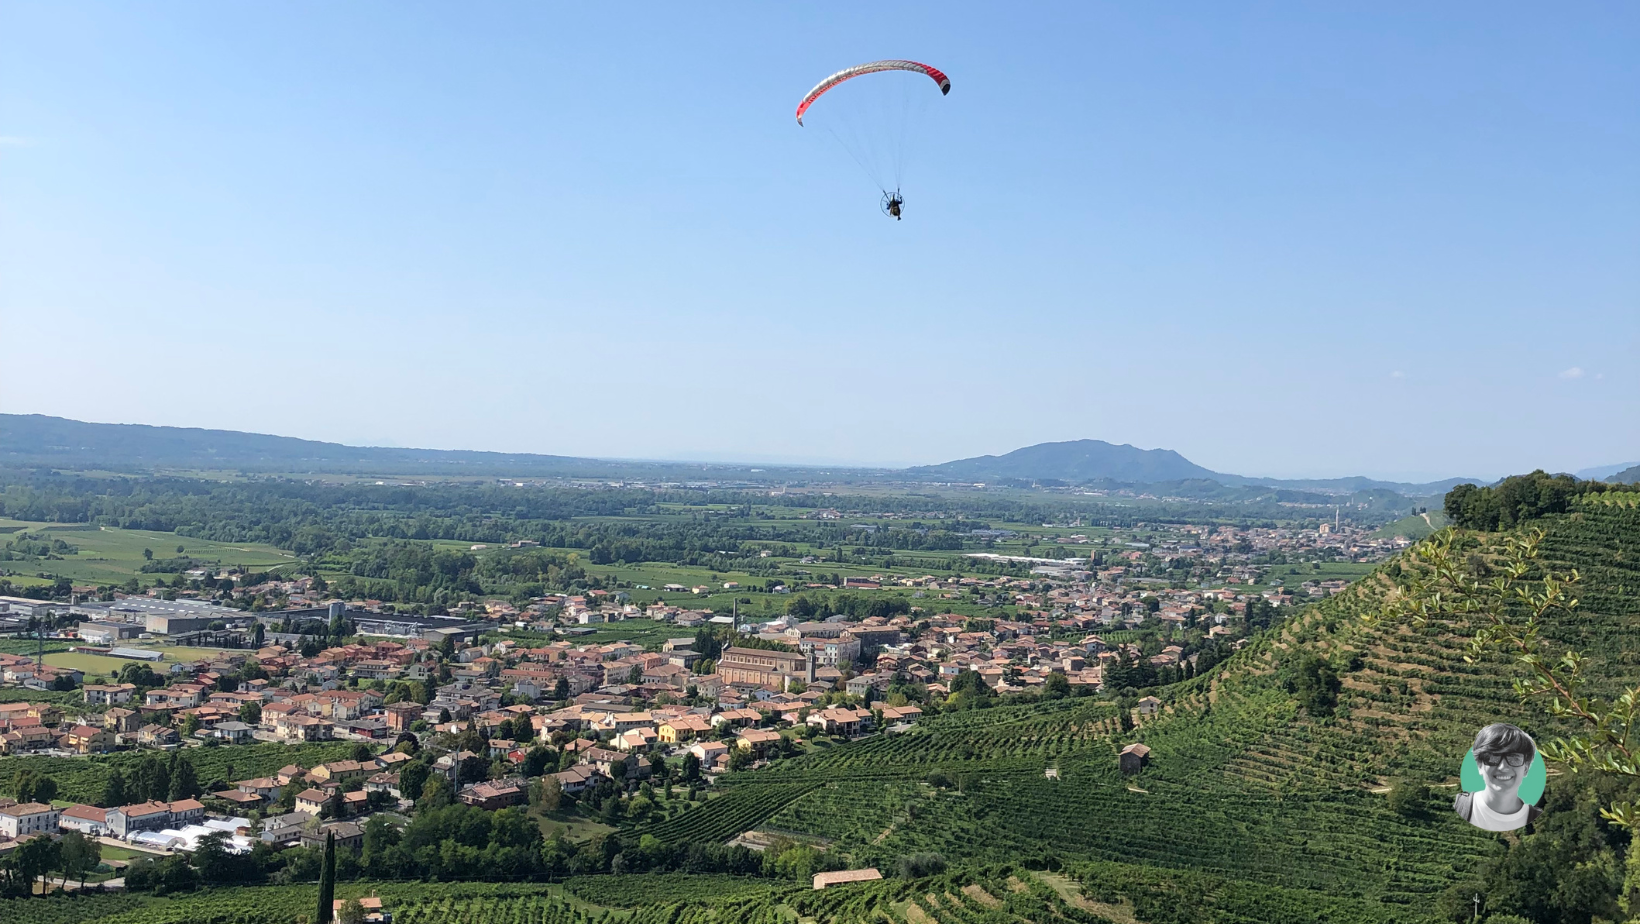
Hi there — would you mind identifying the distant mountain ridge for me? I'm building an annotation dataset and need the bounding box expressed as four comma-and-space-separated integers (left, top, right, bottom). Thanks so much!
0, 413, 1543, 494
0, 414, 794, 479
907, 438, 1475, 495
1577, 461, 1640, 481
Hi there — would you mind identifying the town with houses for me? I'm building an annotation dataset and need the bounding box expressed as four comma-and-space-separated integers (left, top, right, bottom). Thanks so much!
0, 520, 1404, 886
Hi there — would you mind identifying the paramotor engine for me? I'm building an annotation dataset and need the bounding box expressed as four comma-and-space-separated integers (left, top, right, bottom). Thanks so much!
796, 60, 950, 218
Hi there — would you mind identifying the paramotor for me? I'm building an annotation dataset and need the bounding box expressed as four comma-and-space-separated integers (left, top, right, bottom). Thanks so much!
797, 60, 950, 219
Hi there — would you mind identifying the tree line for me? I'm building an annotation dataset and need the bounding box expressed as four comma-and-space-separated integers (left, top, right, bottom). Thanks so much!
1444, 470, 1638, 532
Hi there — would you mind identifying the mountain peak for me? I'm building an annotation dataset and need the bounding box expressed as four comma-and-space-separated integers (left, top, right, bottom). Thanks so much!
908, 439, 1221, 484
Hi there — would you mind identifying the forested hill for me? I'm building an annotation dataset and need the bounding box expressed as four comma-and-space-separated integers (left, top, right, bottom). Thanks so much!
0, 414, 825, 479
906, 439, 1221, 483
905, 437, 1475, 495
630, 492, 1640, 923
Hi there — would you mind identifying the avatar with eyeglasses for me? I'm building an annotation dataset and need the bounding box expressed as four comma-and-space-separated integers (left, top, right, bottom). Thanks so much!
1454, 723, 1543, 832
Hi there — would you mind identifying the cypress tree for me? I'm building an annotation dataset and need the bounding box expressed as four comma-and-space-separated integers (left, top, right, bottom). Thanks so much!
316, 832, 335, 924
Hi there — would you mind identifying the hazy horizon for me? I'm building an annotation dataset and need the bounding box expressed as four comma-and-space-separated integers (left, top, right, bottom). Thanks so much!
14, 410, 1631, 485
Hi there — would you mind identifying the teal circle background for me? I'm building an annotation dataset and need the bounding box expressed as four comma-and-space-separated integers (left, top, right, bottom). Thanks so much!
1461, 749, 1546, 805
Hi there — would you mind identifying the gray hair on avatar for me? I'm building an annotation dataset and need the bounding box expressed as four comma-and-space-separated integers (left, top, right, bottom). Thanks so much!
1473, 723, 1536, 765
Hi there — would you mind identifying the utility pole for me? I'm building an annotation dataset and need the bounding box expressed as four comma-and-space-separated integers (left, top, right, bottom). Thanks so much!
1471, 893, 1480, 922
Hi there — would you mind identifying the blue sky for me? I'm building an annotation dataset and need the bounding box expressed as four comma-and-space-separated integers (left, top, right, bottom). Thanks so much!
2, 3, 1636, 481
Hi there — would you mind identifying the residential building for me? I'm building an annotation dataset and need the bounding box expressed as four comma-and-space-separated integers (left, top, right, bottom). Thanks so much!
0, 802, 62, 839
689, 740, 730, 772
736, 727, 782, 757
104, 707, 142, 734
312, 759, 370, 783
302, 821, 364, 851
82, 682, 137, 704
64, 723, 118, 753
136, 724, 180, 748
58, 804, 111, 836
295, 789, 333, 816
0, 725, 56, 754
458, 778, 526, 810
658, 716, 711, 743
110, 799, 202, 837
384, 701, 421, 732
205, 721, 254, 744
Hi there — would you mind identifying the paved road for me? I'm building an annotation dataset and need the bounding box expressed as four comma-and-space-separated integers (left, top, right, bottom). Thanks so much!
43, 876, 124, 891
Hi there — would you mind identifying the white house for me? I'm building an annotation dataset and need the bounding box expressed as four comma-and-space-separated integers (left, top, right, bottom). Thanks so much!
0, 802, 62, 839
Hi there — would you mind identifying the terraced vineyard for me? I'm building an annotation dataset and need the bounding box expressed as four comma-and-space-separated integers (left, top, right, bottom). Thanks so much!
0, 872, 1122, 924
627, 503, 1640, 921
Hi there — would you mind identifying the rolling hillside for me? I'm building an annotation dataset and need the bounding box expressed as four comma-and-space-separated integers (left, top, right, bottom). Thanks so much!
627, 498, 1640, 923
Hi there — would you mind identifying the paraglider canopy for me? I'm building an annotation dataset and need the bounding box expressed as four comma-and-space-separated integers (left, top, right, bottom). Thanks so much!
796, 60, 950, 218
795, 60, 951, 127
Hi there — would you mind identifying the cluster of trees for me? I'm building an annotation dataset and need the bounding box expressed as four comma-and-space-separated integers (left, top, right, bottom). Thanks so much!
1244, 596, 1284, 632
784, 592, 911, 621
115, 660, 167, 689
1436, 773, 1640, 923
1281, 653, 1343, 717
8, 770, 59, 804
100, 752, 203, 806
119, 797, 829, 893
1445, 470, 1638, 532
1101, 649, 1211, 693
0, 831, 101, 895
0, 532, 77, 560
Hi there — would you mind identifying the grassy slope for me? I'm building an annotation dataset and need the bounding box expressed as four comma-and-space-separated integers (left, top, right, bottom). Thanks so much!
1371, 510, 1450, 540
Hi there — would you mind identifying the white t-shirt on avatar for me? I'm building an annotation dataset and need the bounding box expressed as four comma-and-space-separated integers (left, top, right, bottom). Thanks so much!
1469, 793, 1530, 831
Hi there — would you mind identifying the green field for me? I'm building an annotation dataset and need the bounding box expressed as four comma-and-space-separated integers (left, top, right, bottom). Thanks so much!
46, 644, 247, 681
1248, 560, 1379, 592
1371, 509, 1451, 540
0, 521, 294, 588
96, 843, 168, 864
458, 544, 1026, 621
531, 805, 616, 842
43, 651, 135, 676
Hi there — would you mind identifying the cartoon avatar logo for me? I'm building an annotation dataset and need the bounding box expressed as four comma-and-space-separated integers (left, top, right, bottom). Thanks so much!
1455, 723, 1546, 832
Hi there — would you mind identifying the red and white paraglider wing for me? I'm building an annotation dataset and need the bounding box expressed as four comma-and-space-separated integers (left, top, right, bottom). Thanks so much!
795, 60, 950, 126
